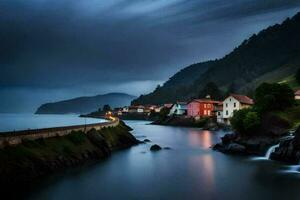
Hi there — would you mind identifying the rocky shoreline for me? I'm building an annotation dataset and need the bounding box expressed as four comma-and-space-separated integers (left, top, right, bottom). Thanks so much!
270, 126, 300, 164
0, 121, 139, 196
213, 126, 300, 164
213, 109, 299, 158
152, 115, 226, 130
213, 133, 282, 156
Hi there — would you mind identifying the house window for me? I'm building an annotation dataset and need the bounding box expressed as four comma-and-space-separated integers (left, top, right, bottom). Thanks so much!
226, 103, 228, 108
204, 110, 207, 115
226, 110, 228, 115
218, 112, 220, 116
234, 103, 236, 108
207, 104, 210, 108
208, 110, 211, 116
230, 98, 231, 101
204, 104, 206, 108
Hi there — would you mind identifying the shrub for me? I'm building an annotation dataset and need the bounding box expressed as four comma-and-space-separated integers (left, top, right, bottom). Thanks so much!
243, 111, 261, 132
230, 109, 261, 135
196, 117, 209, 127
159, 107, 170, 121
103, 104, 111, 112
255, 83, 295, 113
230, 109, 249, 134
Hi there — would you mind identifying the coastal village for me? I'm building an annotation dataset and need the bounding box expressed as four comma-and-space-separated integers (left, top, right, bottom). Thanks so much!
111, 90, 300, 125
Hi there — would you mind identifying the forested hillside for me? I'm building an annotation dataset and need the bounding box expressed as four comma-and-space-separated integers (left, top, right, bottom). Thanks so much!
132, 12, 300, 105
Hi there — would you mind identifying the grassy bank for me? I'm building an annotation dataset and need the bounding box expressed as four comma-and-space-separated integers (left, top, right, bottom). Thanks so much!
0, 121, 138, 193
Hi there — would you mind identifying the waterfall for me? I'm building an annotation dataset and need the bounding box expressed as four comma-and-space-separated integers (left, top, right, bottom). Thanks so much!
265, 144, 279, 159
250, 143, 279, 161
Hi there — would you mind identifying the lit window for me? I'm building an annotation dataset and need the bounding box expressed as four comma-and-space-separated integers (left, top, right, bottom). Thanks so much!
204, 104, 206, 108
204, 110, 207, 115
208, 110, 211, 116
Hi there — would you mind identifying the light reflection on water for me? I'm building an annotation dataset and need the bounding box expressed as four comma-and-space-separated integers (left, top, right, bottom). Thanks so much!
188, 129, 215, 149
28, 121, 300, 200
189, 154, 215, 193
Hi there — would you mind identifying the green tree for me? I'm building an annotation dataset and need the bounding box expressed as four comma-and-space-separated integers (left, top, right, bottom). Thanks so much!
296, 68, 300, 84
159, 107, 170, 121
230, 109, 249, 134
255, 83, 295, 113
230, 109, 261, 135
102, 104, 111, 112
243, 111, 261, 132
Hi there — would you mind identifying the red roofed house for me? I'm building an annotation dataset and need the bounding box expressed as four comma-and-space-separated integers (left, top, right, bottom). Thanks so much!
187, 99, 221, 119
223, 94, 254, 124
295, 89, 300, 100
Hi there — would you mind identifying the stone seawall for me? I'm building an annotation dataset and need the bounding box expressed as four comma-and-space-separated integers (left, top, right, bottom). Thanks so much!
0, 118, 119, 148
0, 119, 138, 196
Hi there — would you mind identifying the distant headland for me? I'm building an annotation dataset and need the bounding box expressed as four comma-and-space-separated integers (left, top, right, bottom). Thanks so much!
35, 93, 136, 114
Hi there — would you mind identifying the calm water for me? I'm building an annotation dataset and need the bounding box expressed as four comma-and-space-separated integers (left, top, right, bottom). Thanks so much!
0, 113, 105, 132
26, 121, 300, 200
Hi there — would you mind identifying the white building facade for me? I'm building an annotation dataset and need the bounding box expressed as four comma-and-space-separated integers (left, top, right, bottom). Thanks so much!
223, 94, 254, 124
122, 107, 129, 113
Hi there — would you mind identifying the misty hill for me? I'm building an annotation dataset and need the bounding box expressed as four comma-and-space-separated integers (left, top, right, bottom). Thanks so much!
35, 93, 136, 114
132, 12, 300, 105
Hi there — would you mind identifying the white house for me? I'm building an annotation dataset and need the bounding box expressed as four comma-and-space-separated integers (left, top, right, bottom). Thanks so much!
168, 102, 187, 116
122, 107, 129, 113
223, 94, 254, 124
295, 90, 300, 100
137, 106, 145, 113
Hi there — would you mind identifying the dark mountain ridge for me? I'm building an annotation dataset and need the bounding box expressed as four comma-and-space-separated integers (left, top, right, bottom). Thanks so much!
132, 12, 300, 105
36, 93, 136, 114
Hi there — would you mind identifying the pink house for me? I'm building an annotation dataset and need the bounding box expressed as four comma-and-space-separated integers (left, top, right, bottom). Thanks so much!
187, 99, 221, 118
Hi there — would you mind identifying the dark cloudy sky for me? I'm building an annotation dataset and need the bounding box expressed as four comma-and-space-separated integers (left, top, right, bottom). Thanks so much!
1, 0, 300, 113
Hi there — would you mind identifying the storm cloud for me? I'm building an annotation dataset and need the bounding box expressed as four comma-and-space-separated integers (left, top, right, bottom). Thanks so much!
1, 0, 300, 112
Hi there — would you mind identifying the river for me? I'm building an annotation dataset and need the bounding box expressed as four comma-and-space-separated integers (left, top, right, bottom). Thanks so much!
21, 120, 300, 200
0, 113, 105, 132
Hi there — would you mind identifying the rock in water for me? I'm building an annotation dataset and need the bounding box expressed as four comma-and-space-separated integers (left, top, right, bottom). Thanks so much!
144, 139, 151, 143
270, 126, 300, 164
226, 143, 246, 154
150, 144, 162, 151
